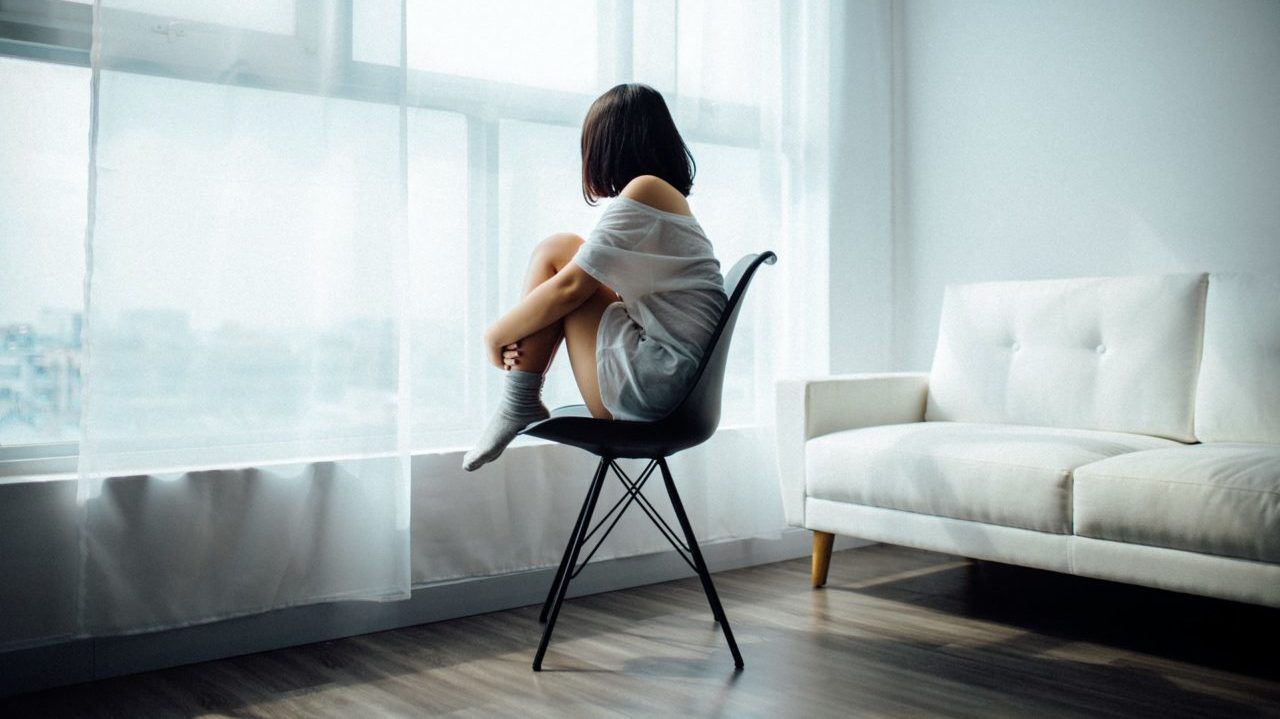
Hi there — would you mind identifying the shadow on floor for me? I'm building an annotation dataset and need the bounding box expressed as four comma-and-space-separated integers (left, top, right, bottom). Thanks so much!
831, 548, 1280, 683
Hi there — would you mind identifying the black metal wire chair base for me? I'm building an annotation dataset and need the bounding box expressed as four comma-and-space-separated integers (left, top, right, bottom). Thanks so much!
532, 456, 745, 671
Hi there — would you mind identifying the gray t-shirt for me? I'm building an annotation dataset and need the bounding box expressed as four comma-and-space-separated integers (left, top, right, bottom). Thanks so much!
571, 196, 727, 421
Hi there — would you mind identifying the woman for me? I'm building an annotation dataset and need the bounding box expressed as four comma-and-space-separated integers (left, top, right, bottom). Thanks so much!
463, 83, 727, 471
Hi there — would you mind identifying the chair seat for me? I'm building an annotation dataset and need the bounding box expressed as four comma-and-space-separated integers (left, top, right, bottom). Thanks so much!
547, 404, 592, 419
522, 404, 706, 459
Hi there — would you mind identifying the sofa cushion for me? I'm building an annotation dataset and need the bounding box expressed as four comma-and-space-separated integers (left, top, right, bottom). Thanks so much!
805, 422, 1178, 534
1075, 444, 1280, 563
1195, 273, 1280, 444
925, 274, 1207, 442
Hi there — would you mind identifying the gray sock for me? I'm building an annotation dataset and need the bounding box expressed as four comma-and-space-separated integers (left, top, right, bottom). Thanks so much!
462, 369, 550, 471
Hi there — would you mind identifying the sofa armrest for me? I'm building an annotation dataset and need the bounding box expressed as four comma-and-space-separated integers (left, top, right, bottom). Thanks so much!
775, 372, 930, 527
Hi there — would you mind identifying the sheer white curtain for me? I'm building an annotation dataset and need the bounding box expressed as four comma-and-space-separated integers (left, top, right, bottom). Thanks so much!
74, 0, 834, 635
77, 0, 413, 634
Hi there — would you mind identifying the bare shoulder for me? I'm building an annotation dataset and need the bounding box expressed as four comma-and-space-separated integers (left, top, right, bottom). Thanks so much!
620, 175, 692, 216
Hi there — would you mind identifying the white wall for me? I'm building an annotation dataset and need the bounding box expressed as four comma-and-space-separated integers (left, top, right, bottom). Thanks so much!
889, 0, 1280, 369
828, 0, 895, 373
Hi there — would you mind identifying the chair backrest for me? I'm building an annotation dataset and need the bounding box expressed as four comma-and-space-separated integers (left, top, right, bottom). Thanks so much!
657, 251, 777, 444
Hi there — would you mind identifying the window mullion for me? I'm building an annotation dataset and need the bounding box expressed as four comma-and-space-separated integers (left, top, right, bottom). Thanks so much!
597, 0, 633, 85
0, 0, 90, 66
465, 116, 500, 423
297, 0, 355, 81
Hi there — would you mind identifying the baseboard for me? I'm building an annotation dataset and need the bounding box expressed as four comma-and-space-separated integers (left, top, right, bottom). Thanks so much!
0, 529, 869, 698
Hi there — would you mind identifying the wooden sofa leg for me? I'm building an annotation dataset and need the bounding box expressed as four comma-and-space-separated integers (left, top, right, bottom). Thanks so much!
812, 531, 835, 588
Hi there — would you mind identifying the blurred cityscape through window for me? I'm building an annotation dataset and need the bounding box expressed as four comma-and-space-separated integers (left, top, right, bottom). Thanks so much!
1, 57, 90, 447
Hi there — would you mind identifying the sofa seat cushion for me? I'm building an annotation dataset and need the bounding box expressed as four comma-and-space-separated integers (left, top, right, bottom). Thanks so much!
1075, 444, 1280, 563
805, 422, 1178, 534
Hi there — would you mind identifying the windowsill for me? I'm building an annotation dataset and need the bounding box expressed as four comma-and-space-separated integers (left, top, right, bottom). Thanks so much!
0, 422, 766, 485
0, 455, 78, 484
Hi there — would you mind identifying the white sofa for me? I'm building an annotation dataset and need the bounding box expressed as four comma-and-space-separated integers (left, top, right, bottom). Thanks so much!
777, 273, 1280, 607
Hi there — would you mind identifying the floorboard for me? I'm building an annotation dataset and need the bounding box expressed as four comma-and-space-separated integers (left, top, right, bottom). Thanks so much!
3, 544, 1278, 718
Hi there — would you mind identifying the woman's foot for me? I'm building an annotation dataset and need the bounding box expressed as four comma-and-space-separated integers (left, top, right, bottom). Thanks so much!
462, 369, 550, 471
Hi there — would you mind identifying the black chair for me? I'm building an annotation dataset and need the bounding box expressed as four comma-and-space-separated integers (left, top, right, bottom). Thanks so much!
520, 250, 776, 671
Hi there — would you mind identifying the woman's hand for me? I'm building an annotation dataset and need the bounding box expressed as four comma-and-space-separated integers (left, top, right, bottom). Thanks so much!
501, 341, 521, 370
485, 330, 522, 370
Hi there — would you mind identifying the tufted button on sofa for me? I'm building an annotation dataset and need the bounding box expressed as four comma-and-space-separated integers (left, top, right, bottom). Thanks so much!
777, 273, 1280, 606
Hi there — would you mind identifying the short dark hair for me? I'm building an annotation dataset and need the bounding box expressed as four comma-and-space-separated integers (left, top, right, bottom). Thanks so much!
580, 83, 696, 205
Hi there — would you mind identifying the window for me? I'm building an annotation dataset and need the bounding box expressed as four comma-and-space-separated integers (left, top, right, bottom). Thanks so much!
0, 56, 89, 449
1, 0, 775, 465
407, 108, 471, 444
406, 1, 598, 94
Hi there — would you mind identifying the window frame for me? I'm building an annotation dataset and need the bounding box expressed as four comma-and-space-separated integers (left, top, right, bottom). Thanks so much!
0, 0, 765, 470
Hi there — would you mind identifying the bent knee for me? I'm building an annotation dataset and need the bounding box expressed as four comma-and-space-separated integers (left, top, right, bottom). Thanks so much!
534, 232, 585, 263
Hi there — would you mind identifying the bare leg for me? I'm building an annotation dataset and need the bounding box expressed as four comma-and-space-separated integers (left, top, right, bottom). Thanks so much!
462, 233, 616, 470
563, 286, 616, 420
507, 233, 579, 374
508, 232, 615, 419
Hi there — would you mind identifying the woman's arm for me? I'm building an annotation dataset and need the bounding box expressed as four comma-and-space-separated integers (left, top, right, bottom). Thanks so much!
484, 262, 602, 368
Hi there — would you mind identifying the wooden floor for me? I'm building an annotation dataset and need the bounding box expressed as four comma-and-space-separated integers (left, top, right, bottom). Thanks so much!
4, 544, 1280, 718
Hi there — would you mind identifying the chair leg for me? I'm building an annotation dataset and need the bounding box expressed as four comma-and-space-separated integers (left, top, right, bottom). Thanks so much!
812, 531, 835, 588
533, 457, 609, 671
657, 458, 744, 670
539, 459, 606, 624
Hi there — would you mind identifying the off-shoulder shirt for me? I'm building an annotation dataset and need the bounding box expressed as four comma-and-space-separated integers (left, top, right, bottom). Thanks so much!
570, 196, 727, 421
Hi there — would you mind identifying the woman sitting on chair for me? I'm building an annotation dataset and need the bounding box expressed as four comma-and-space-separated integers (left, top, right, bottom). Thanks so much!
463, 83, 728, 471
